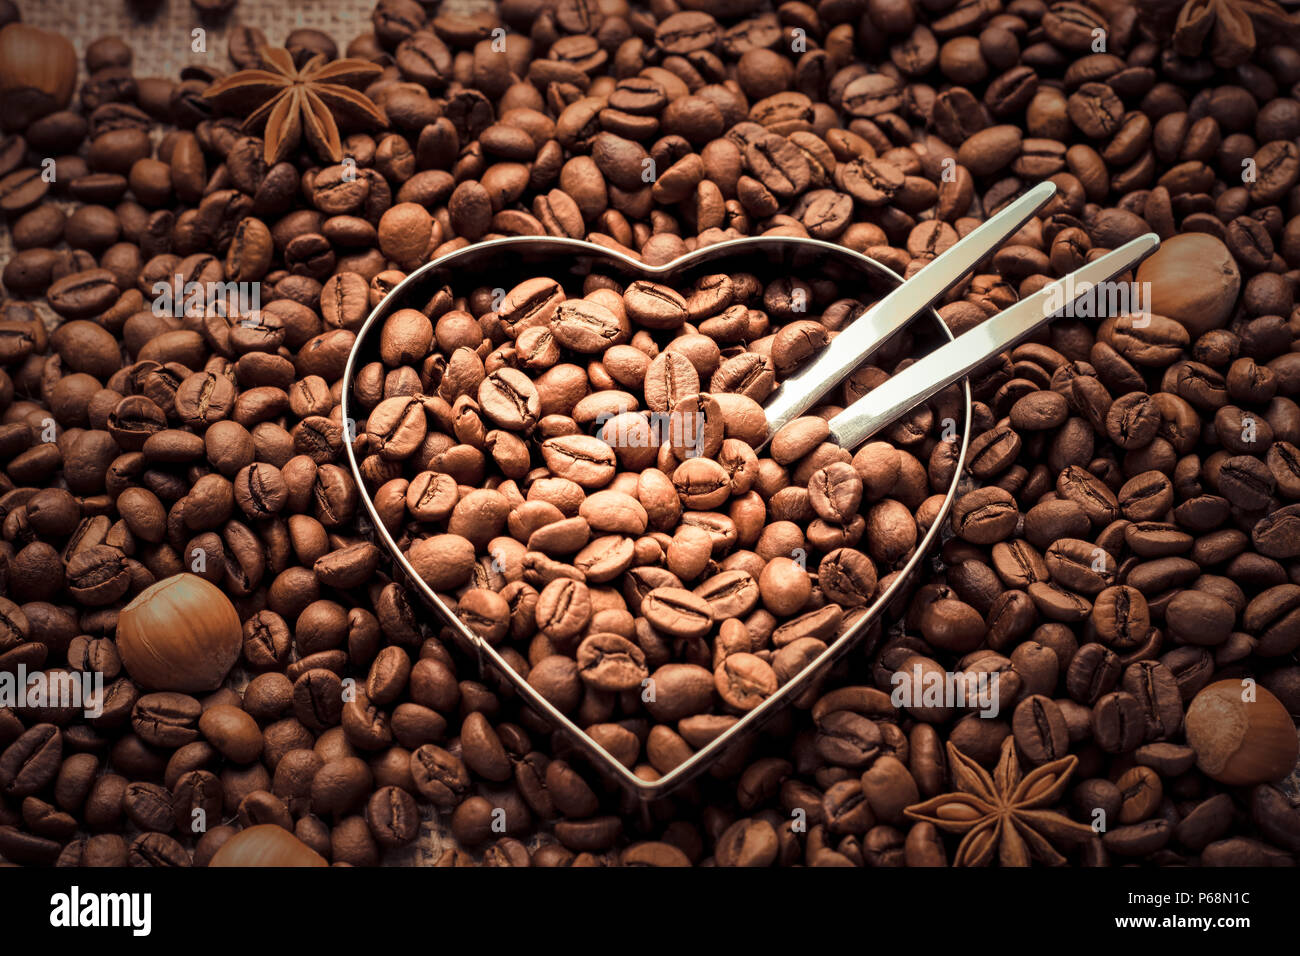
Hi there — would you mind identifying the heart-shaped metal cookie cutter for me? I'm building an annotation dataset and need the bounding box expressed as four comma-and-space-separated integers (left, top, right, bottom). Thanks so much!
342, 234, 973, 798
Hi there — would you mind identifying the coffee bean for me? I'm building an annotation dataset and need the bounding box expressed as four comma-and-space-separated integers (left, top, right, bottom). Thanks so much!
1012, 695, 1069, 765
132, 693, 201, 748
1165, 590, 1235, 646
1093, 691, 1146, 754
576, 632, 648, 691
0, 725, 62, 797
1066, 643, 1122, 705
815, 711, 882, 768
1122, 661, 1184, 741
123, 782, 175, 833
1092, 586, 1149, 650
366, 785, 420, 847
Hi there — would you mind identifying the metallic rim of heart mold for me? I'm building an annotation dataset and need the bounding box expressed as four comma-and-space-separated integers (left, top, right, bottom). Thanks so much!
341, 234, 973, 798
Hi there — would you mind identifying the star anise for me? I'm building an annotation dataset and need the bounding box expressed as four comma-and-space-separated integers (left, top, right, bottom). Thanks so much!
904, 738, 1095, 866
204, 46, 386, 165
1171, 0, 1299, 68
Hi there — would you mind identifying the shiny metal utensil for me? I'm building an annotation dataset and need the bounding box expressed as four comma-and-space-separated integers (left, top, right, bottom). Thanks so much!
341, 235, 971, 799
826, 233, 1162, 449
761, 180, 1058, 440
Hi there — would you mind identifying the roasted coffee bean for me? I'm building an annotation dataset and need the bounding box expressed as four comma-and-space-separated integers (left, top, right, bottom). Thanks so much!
123, 782, 175, 833
1092, 586, 1150, 650
576, 632, 647, 692
1066, 643, 1122, 705
410, 745, 470, 810
715, 653, 777, 711
1012, 696, 1069, 765
1122, 661, 1183, 741
131, 694, 202, 748
0, 725, 62, 797
366, 785, 420, 847
1093, 692, 1146, 754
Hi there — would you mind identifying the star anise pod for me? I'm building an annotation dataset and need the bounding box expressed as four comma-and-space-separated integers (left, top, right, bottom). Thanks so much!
204, 46, 386, 165
1172, 0, 1299, 67
904, 738, 1095, 866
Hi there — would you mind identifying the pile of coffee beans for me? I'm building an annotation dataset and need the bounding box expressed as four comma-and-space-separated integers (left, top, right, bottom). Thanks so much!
1, 0, 1299, 867
355, 254, 963, 788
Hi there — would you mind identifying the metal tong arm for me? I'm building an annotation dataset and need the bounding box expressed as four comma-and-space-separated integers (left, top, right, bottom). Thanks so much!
761, 180, 1058, 438
826, 233, 1162, 450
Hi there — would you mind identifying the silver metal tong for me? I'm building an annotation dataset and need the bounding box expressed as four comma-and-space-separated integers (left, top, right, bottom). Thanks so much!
761, 180, 1160, 449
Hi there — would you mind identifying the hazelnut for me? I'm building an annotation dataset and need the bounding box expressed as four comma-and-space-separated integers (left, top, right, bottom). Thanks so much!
1185, 680, 1298, 786
1135, 233, 1241, 338
208, 824, 328, 867
116, 574, 242, 693
0, 24, 77, 130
